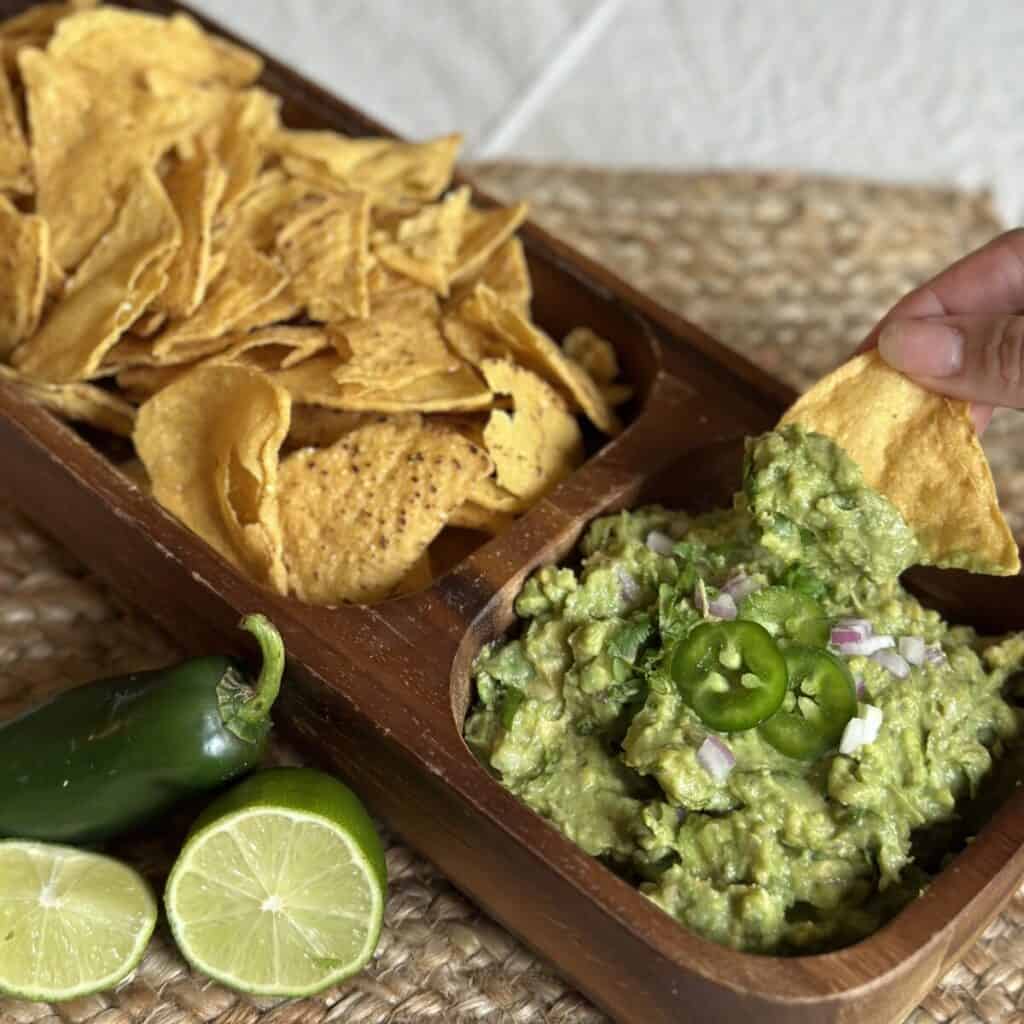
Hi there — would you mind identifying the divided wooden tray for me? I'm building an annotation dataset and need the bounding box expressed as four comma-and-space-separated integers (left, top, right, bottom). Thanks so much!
4, 3, 1024, 1021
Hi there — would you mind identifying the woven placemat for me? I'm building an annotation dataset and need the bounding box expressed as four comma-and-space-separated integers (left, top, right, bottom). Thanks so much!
1, 166, 1022, 1024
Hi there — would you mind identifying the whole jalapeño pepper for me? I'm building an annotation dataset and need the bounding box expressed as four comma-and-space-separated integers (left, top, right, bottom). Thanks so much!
0, 614, 284, 844
670, 620, 787, 732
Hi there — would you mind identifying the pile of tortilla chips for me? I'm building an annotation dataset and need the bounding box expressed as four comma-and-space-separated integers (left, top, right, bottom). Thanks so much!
0, 3, 630, 604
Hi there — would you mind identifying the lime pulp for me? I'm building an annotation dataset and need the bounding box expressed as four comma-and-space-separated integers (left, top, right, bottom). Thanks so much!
164, 767, 387, 997
0, 841, 157, 1001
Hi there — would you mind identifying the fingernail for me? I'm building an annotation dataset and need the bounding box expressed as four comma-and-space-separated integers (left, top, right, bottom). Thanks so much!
878, 321, 964, 377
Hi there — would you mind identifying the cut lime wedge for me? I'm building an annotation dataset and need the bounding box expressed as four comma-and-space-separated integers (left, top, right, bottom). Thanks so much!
0, 841, 157, 1001
164, 767, 387, 997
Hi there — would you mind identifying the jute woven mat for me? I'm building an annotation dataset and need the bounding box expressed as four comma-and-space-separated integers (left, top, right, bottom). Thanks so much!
1, 166, 1022, 1024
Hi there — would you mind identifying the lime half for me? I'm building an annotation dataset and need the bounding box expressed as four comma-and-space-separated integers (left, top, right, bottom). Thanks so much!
0, 841, 157, 1001
165, 767, 387, 997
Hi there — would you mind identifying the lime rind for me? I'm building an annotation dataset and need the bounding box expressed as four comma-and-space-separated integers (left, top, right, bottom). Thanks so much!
165, 805, 385, 997
0, 841, 157, 1002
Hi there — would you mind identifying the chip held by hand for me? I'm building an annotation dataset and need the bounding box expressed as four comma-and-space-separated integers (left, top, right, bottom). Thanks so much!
780, 350, 1019, 576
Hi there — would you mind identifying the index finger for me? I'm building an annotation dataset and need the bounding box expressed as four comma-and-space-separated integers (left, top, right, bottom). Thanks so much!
858, 228, 1024, 353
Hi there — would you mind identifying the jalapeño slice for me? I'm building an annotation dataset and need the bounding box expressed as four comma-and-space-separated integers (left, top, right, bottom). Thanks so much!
759, 646, 857, 761
739, 585, 830, 647
670, 621, 787, 733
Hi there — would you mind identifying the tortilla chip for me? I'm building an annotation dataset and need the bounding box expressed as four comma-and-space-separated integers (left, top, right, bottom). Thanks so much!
373, 186, 469, 295
13, 167, 180, 382
205, 89, 279, 213
129, 311, 165, 339
331, 289, 461, 390
224, 174, 334, 254
449, 236, 531, 316
19, 47, 218, 270
0, 197, 49, 358
47, 9, 261, 87
468, 475, 533, 513
1, 3, 79, 42
441, 314, 502, 367
269, 131, 461, 203
447, 500, 518, 535
221, 325, 329, 369
563, 327, 620, 384
430, 412, 489, 448
228, 285, 302, 334
44, 250, 64, 296
278, 414, 490, 603
134, 363, 290, 591
154, 142, 227, 319
285, 406, 374, 451
458, 284, 621, 435
151, 241, 288, 362
116, 362, 189, 402
450, 202, 528, 285
0, 1, 95, 71
275, 353, 492, 413
118, 326, 325, 400
99, 335, 158, 374
276, 191, 370, 322
0, 56, 31, 192
366, 260, 419, 300
0, 362, 134, 436
479, 358, 583, 502
780, 351, 1019, 575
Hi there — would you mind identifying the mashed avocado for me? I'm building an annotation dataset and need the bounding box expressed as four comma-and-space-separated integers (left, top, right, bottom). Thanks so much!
464, 425, 1024, 954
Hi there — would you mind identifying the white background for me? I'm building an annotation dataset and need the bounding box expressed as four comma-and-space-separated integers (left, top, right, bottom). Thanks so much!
190, 0, 1024, 224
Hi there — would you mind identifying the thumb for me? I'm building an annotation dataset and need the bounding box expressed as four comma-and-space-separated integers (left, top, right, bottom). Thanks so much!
877, 315, 1024, 410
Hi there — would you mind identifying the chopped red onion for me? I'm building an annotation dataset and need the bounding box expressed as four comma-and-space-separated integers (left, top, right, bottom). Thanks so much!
870, 649, 910, 678
616, 566, 641, 603
708, 593, 737, 620
721, 572, 762, 602
853, 672, 865, 699
697, 736, 735, 782
645, 530, 675, 556
839, 717, 866, 755
831, 627, 864, 646
898, 636, 925, 666
924, 643, 947, 665
837, 635, 895, 657
835, 617, 872, 640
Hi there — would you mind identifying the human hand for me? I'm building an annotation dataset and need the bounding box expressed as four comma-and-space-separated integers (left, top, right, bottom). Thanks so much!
859, 228, 1024, 433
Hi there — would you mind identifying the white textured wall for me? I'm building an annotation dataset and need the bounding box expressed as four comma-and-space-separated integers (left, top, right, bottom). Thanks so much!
190, 0, 1024, 223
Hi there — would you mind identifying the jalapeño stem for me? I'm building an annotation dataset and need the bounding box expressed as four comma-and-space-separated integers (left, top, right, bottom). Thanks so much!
221, 614, 285, 743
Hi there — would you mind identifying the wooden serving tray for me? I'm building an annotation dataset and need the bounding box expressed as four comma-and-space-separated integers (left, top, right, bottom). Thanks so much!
4, 3, 1024, 1021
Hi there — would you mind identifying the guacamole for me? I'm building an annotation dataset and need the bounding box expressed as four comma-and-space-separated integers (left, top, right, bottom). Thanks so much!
464, 425, 1024, 954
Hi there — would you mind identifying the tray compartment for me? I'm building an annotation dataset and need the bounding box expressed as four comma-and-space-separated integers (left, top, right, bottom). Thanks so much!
443, 433, 1024, 1023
